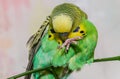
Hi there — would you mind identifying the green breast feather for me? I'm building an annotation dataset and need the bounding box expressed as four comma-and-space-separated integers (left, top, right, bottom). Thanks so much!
68, 19, 98, 70
33, 19, 98, 79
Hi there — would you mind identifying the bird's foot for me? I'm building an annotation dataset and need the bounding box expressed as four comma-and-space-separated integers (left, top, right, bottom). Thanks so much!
59, 36, 83, 52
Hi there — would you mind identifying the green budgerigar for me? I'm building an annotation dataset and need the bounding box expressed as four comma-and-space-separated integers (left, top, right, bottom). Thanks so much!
25, 3, 98, 79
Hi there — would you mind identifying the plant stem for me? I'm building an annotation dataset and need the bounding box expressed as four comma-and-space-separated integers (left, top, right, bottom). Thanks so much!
7, 67, 51, 79
94, 56, 120, 63
7, 56, 120, 79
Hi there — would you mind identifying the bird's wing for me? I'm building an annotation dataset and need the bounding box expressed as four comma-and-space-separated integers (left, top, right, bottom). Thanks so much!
24, 16, 51, 79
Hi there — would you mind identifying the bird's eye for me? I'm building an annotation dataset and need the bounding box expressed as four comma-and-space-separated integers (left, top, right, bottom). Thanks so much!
80, 30, 84, 33
73, 26, 80, 32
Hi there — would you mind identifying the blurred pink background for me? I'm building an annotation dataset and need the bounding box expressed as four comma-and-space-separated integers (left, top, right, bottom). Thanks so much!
0, 0, 120, 79
0, 0, 30, 79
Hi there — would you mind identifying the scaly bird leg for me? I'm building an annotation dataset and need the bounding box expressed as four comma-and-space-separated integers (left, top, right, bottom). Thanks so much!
59, 36, 83, 51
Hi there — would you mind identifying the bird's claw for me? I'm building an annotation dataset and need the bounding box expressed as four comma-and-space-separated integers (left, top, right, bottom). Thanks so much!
59, 36, 83, 52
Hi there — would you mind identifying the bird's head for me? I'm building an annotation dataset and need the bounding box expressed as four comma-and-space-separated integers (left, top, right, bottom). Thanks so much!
52, 14, 73, 40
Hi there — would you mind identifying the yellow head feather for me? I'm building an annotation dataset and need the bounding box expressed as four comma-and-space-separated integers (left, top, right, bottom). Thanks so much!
52, 14, 73, 33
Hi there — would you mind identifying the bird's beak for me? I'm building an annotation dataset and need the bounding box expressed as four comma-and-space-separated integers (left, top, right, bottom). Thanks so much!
59, 32, 69, 41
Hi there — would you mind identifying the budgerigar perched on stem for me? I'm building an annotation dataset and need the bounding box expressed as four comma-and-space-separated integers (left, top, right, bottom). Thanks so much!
25, 3, 98, 79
